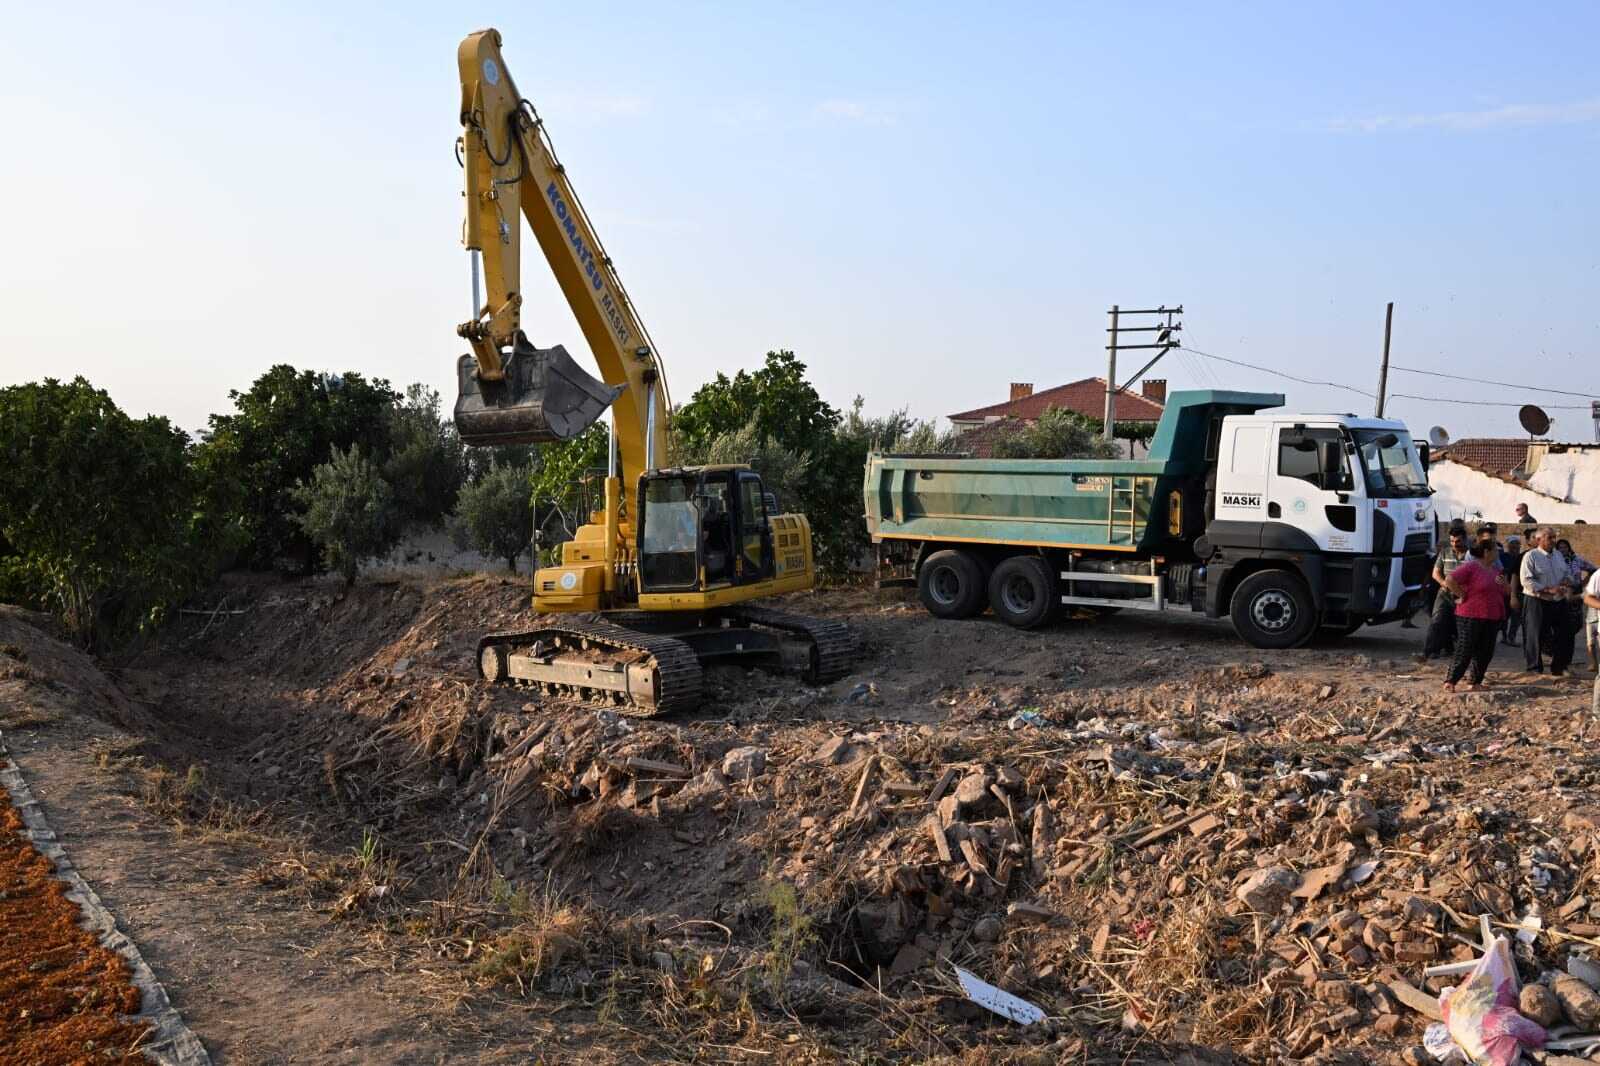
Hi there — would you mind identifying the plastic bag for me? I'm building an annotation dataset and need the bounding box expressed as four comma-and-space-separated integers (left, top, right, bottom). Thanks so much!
1439, 936, 1546, 1066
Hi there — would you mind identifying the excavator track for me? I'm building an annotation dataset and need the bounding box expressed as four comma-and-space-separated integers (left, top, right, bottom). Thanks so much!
476, 618, 703, 718
719, 605, 857, 685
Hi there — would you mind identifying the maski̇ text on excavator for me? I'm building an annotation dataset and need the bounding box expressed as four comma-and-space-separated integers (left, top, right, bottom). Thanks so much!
449, 28, 855, 716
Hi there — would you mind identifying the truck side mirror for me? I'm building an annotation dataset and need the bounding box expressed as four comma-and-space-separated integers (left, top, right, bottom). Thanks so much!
1419, 443, 1431, 472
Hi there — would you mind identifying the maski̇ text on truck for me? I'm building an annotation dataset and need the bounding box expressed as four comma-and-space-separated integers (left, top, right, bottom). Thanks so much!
864, 391, 1436, 649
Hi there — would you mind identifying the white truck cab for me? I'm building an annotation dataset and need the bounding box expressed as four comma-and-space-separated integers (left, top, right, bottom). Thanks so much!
1202, 413, 1436, 642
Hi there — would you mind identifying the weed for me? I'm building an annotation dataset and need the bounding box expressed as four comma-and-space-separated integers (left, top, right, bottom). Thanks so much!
757, 880, 817, 992
183, 764, 204, 797
356, 826, 380, 872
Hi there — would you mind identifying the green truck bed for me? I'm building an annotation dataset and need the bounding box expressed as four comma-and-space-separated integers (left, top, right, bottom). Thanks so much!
862, 390, 1283, 553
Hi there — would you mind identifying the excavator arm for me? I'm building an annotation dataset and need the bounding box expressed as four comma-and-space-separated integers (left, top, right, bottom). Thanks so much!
453, 28, 669, 489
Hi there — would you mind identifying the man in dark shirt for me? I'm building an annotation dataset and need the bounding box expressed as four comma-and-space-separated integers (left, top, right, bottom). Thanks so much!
1501, 534, 1524, 644
1424, 522, 1470, 659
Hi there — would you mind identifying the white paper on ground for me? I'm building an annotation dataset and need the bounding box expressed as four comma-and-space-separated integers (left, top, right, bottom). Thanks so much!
952, 965, 1046, 1025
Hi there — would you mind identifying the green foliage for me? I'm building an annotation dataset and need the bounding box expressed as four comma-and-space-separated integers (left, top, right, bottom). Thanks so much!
384, 384, 466, 526
987, 406, 1120, 460
672, 350, 838, 458
201, 366, 399, 573
451, 460, 535, 572
673, 351, 869, 577
0, 530, 45, 611
527, 425, 610, 550
287, 445, 402, 586
676, 419, 811, 513
757, 881, 817, 992
0, 377, 201, 647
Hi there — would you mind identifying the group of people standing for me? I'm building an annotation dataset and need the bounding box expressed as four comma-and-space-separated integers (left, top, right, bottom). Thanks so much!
1418, 513, 1599, 704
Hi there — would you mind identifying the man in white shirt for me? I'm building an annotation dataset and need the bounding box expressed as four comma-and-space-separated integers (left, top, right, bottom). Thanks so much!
1521, 528, 1576, 675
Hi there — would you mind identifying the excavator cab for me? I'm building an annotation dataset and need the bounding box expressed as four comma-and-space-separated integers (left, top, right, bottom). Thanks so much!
453, 332, 622, 447
638, 467, 774, 594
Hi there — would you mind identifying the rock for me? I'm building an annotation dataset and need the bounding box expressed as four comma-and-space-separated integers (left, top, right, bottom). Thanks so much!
972, 915, 1002, 942
812, 737, 857, 765
263, 765, 281, 779
391, 657, 412, 677
652, 951, 676, 975
1315, 980, 1358, 1008
953, 772, 994, 809
995, 765, 1024, 792
1325, 1006, 1362, 1031
1552, 972, 1600, 1028
1374, 1013, 1404, 1037
1337, 794, 1379, 837
1237, 867, 1299, 912
1029, 803, 1057, 874
1399, 1045, 1429, 1066
1520, 983, 1561, 1028
721, 746, 767, 780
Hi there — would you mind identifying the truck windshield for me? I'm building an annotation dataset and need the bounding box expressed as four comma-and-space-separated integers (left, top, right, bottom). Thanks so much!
1352, 429, 1430, 498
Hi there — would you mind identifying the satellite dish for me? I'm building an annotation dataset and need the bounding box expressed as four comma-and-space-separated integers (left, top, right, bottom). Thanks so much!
1428, 426, 1450, 447
1518, 404, 1551, 437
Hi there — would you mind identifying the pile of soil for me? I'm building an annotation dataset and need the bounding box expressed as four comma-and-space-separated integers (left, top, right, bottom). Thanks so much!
12, 571, 1600, 1063
0, 786, 148, 1064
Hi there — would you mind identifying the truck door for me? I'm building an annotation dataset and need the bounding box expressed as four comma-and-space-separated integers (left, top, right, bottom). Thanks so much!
1268, 426, 1364, 552
1211, 422, 1270, 540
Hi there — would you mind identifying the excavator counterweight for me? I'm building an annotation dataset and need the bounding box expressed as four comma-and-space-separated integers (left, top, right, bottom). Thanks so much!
453, 335, 621, 447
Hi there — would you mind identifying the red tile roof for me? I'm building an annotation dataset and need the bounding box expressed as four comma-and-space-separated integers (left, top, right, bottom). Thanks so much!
948, 377, 1164, 424
1433, 438, 1529, 479
950, 417, 1026, 458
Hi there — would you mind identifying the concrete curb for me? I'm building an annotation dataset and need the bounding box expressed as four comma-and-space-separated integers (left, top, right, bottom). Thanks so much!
0, 731, 212, 1066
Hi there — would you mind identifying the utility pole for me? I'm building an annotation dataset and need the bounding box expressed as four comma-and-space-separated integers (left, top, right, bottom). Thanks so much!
1374, 301, 1394, 418
1104, 304, 1182, 442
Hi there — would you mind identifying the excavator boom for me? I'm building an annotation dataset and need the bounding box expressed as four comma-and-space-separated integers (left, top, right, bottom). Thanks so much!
449, 29, 853, 715
454, 29, 668, 486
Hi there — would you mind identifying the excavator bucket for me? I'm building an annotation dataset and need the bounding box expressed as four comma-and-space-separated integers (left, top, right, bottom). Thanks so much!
454, 336, 623, 447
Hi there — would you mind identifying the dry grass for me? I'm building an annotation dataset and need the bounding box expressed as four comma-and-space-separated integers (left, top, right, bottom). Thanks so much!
469, 878, 647, 996
1087, 895, 1288, 1051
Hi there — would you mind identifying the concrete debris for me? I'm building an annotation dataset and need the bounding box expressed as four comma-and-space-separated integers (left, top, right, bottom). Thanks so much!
720, 746, 767, 780
1236, 866, 1299, 913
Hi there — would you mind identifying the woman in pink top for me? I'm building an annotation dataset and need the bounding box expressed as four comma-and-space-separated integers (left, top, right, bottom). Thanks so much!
1443, 542, 1509, 691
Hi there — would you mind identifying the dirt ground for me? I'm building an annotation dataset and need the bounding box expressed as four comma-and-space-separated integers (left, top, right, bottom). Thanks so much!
3, 577, 1598, 1065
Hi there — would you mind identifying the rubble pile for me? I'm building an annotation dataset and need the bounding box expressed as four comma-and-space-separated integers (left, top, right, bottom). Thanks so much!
133, 577, 1600, 1062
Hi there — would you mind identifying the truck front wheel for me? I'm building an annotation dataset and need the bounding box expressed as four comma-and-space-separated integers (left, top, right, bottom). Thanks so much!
988, 556, 1056, 629
1229, 570, 1316, 649
918, 550, 986, 619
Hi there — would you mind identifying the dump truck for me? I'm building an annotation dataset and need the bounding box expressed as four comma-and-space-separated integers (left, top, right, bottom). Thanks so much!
864, 390, 1437, 648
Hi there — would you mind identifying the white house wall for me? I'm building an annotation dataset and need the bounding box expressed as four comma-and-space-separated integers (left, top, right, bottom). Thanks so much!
1428, 460, 1597, 523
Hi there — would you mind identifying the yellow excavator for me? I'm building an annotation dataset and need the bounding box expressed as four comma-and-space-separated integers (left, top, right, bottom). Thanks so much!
451, 29, 853, 714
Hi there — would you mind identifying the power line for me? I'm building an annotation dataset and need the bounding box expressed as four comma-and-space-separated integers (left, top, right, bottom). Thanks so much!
1388, 392, 1592, 410
1390, 365, 1597, 400
1178, 346, 1376, 399
1180, 345, 1595, 410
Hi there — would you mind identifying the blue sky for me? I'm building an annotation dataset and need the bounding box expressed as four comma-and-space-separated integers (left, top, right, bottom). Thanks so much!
2, 2, 1597, 441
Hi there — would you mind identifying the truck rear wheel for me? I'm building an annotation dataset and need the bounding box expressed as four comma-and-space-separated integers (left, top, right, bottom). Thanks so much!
988, 556, 1056, 629
1230, 570, 1316, 649
918, 550, 986, 619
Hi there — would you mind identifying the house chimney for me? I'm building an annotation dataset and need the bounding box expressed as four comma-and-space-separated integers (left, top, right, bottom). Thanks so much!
1009, 382, 1034, 402
1141, 379, 1167, 405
